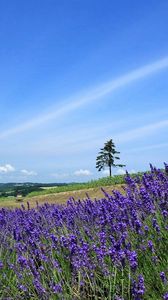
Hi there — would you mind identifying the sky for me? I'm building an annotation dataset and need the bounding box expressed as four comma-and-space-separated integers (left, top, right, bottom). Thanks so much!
0, 0, 168, 183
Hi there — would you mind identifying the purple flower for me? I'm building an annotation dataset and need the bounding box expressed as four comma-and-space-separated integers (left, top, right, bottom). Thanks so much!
148, 240, 154, 252
0, 261, 3, 269
17, 256, 28, 268
0, 163, 167, 298
19, 285, 27, 292
33, 279, 46, 295
164, 162, 168, 175
144, 225, 149, 232
163, 292, 168, 300
52, 283, 62, 294
135, 219, 142, 233
127, 251, 138, 271
132, 275, 145, 299
160, 272, 166, 283
162, 210, 168, 218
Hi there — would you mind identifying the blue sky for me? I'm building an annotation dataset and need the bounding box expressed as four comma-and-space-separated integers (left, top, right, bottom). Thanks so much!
0, 0, 168, 182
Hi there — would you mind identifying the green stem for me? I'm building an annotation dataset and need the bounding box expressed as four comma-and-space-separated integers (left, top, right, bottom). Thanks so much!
113, 266, 117, 300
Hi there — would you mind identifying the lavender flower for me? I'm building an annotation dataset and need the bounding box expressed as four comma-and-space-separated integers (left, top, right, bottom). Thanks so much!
160, 272, 167, 283
132, 275, 145, 299
163, 292, 168, 300
0, 261, 3, 269
0, 163, 167, 299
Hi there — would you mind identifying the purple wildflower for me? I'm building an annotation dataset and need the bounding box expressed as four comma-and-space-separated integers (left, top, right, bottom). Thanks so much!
148, 240, 154, 252
0, 261, 3, 269
160, 272, 166, 283
163, 292, 168, 300
132, 275, 145, 299
52, 283, 63, 294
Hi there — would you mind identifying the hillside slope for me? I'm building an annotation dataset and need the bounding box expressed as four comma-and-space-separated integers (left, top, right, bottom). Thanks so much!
0, 184, 124, 208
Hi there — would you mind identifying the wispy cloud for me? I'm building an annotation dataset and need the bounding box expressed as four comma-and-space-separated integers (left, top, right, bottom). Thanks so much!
114, 119, 168, 143
0, 164, 15, 173
21, 169, 37, 176
74, 169, 92, 176
116, 169, 126, 175
116, 168, 136, 175
51, 173, 69, 179
1, 56, 168, 140
7, 118, 168, 158
102, 168, 135, 176
126, 142, 168, 153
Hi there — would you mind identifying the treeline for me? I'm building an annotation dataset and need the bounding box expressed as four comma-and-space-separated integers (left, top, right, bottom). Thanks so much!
0, 182, 68, 198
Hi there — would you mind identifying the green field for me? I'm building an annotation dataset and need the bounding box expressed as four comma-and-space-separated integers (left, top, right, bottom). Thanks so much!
0, 185, 124, 209
0, 172, 147, 209
27, 175, 126, 197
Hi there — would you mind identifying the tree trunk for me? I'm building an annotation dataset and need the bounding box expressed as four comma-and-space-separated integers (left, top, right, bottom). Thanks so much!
109, 165, 112, 177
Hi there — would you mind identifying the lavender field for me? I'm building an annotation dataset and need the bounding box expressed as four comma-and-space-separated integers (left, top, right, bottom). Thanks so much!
0, 164, 168, 300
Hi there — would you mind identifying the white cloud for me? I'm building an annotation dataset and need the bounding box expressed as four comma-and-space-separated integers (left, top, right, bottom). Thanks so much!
0, 56, 168, 140
51, 173, 69, 178
116, 168, 136, 175
116, 168, 126, 175
74, 169, 92, 176
21, 169, 37, 176
129, 169, 136, 174
100, 168, 136, 176
0, 164, 15, 173
102, 169, 110, 176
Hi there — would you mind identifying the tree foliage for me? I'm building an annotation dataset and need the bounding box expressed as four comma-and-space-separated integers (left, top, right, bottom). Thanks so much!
96, 139, 125, 176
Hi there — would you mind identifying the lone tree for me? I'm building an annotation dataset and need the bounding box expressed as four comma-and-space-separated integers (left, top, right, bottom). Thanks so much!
96, 139, 125, 177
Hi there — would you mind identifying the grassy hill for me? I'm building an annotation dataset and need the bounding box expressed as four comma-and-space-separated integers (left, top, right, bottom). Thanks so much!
0, 171, 146, 209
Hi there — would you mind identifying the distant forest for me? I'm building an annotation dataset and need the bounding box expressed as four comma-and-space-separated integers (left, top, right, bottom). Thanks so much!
0, 182, 67, 198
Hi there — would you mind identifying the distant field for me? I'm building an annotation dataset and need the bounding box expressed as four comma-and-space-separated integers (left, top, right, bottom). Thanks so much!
0, 172, 146, 209
0, 184, 124, 209
26, 173, 136, 198
41, 185, 59, 189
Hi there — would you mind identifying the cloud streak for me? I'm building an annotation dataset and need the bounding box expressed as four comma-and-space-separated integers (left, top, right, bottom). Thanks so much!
114, 119, 168, 143
1, 56, 168, 140
126, 142, 168, 153
21, 169, 37, 176
2, 118, 167, 158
